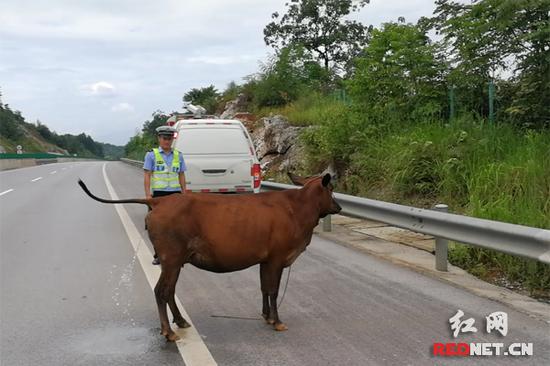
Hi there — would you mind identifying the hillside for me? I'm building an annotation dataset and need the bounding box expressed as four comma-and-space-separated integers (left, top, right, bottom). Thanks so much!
0, 104, 124, 159
0, 120, 68, 155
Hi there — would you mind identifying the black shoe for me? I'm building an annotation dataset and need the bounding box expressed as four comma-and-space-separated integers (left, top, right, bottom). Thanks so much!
152, 257, 160, 265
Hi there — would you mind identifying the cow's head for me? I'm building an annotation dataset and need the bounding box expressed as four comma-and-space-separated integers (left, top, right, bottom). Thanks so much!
288, 173, 342, 217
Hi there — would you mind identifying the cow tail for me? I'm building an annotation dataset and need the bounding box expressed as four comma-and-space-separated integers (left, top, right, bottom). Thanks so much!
78, 179, 152, 208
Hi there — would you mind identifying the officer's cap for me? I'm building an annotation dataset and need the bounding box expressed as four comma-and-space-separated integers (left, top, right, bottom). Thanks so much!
156, 125, 177, 136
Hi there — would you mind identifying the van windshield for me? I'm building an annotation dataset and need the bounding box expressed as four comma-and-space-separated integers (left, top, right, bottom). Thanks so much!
176, 128, 250, 155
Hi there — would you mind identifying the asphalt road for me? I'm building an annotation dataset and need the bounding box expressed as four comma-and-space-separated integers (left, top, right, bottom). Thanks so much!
1, 161, 549, 366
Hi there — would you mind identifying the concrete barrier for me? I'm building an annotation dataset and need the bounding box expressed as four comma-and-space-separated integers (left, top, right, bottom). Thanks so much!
0, 157, 99, 171
0, 159, 37, 170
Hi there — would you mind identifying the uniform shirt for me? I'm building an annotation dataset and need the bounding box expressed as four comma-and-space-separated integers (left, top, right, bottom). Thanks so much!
143, 148, 187, 192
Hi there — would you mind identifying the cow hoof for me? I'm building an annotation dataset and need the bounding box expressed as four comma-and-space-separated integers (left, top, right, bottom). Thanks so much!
274, 322, 288, 331
164, 331, 181, 342
174, 318, 191, 328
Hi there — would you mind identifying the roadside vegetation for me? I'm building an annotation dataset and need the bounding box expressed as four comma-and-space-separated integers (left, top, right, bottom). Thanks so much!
124, 0, 549, 295
0, 100, 123, 159
124, 111, 170, 160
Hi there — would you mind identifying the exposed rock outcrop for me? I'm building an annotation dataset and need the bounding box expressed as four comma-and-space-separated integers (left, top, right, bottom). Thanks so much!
220, 93, 248, 119
250, 115, 306, 174
219, 97, 311, 176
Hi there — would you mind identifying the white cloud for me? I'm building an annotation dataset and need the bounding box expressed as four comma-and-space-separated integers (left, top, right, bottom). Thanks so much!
0, 0, 438, 146
0, 0, 283, 43
80, 81, 116, 97
111, 102, 134, 112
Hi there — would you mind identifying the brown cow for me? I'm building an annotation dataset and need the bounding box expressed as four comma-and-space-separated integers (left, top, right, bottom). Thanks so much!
78, 173, 341, 342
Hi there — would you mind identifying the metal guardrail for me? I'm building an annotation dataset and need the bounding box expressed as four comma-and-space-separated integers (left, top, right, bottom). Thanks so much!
120, 158, 550, 266
121, 158, 142, 167
261, 181, 550, 266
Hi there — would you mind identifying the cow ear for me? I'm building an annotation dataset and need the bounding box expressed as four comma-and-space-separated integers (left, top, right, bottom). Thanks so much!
322, 173, 331, 187
288, 172, 306, 186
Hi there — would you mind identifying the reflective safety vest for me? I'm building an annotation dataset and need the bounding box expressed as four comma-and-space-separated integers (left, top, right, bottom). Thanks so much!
151, 148, 181, 190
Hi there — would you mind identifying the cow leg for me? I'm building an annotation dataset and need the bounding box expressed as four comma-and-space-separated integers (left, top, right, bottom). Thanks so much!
259, 263, 271, 321
262, 264, 287, 331
167, 265, 191, 329
169, 297, 190, 329
154, 263, 182, 342
262, 293, 270, 322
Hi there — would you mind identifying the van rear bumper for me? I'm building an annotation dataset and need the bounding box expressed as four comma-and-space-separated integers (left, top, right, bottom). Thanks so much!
185, 187, 255, 194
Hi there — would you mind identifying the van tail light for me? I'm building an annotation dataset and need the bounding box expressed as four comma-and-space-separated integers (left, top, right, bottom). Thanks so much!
173, 132, 178, 139
252, 163, 261, 189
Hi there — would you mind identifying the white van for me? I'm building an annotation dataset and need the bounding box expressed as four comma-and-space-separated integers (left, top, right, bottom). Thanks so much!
172, 119, 261, 193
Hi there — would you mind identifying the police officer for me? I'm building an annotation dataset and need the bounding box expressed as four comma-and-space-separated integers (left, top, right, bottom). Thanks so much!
144, 125, 187, 265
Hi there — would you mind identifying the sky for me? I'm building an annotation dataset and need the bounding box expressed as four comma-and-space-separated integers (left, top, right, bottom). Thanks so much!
0, 0, 439, 146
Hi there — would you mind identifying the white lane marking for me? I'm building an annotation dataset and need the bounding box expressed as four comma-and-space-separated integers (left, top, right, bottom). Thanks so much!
101, 163, 217, 366
31, 177, 43, 182
0, 189, 14, 196
50, 171, 57, 175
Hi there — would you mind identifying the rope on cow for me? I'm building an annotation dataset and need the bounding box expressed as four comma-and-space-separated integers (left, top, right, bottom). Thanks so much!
210, 266, 292, 321
211, 314, 261, 320
277, 265, 291, 309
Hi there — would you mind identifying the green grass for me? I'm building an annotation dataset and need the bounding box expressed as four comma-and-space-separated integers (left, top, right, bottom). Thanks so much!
0, 136, 16, 152
269, 102, 550, 294
0, 134, 47, 153
256, 93, 348, 127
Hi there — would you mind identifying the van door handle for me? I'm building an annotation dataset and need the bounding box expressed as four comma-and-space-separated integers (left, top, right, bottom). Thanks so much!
201, 169, 227, 174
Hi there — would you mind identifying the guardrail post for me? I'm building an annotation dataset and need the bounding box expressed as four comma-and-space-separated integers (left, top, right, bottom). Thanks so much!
322, 215, 332, 232
433, 204, 449, 272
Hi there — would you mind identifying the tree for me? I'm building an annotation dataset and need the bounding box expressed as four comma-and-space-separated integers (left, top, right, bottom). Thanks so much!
183, 85, 220, 114
142, 111, 170, 136
263, 0, 371, 73
422, 0, 550, 127
497, 0, 550, 128
252, 45, 327, 107
77, 133, 104, 157
221, 81, 241, 102
125, 133, 151, 160
348, 22, 446, 121
35, 120, 53, 140
419, 0, 507, 115
0, 104, 23, 139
